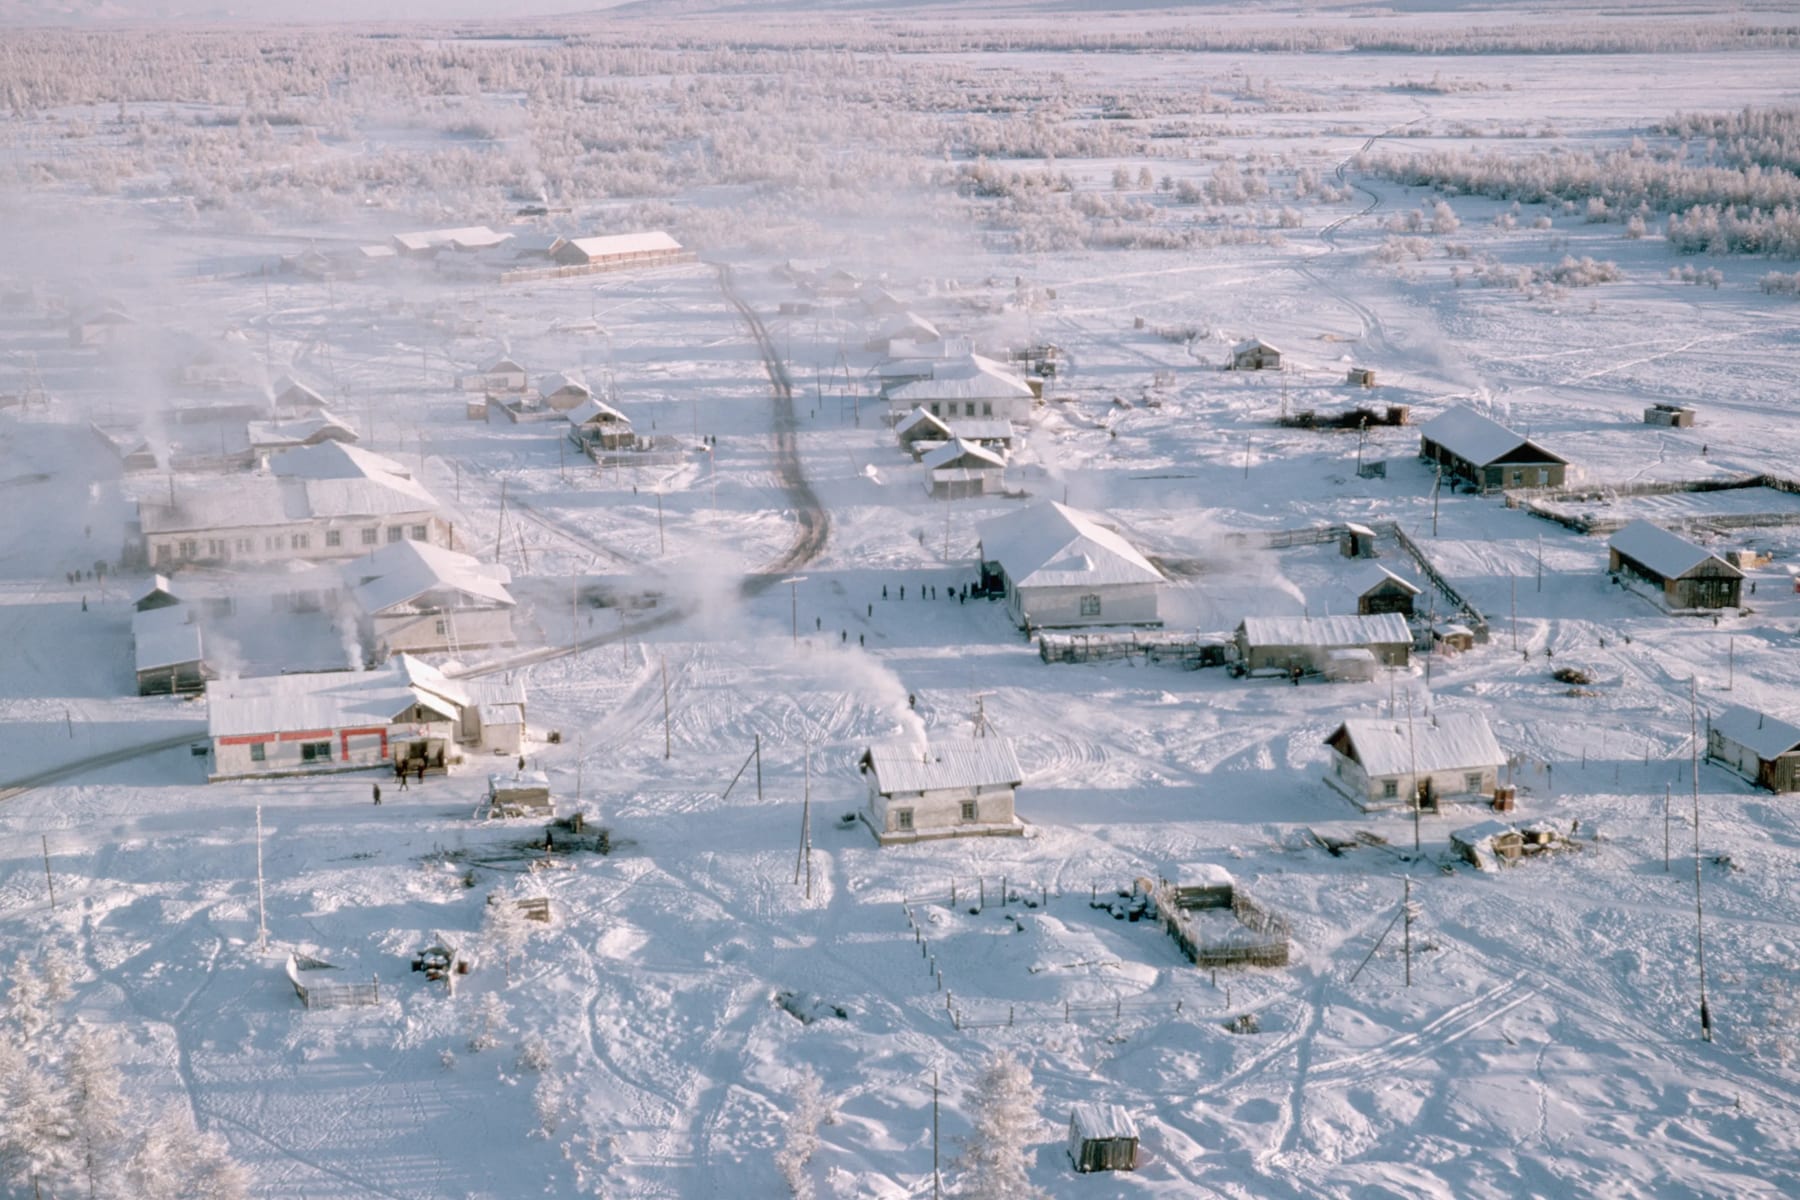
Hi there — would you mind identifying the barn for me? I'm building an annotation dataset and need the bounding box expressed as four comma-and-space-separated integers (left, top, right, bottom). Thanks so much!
1607, 521, 1742, 610
1323, 711, 1505, 810
921, 439, 1006, 498
1235, 613, 1412, 674
1347, 562, 1422, 616
978, 502, 1165, 630
1707, 706, 1800, 793
858, 737, 1025, 845
1418, 406, 1568, 491
1231, 338, 1282, 371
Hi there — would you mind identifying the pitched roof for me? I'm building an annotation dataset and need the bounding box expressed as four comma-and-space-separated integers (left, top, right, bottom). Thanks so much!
206, 654, 459, 739
245, 409, 358, 450
1240, 612, 1411, 647
860, 737, 1023, 796
132, 605, 204, 671
394, 226, 511, 252
895, 408, 952, 438
1233, 337, 1279, 355
1069, 1103, 1139, 1142
889, 356, 1036, 403
1345, 562, 1421, 598
1710, 705, 1800, 760
978, 501, 1165, 589
922, 438, 1005, 472
565, 396, 630, 428
344, 540, 514, 614
1609, 520, 1740, 582
1329, 710, 1504, 777
540, 371, 590, 398
878, 311, 941, 342
483, 356, 526, 374
557, 231, 681, 259
140, 445, 436, 534
1418, 405, 1565, 468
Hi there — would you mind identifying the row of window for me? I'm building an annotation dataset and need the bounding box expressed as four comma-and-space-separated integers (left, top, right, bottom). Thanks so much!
926, 401, 996, 419
1377, 772, 1486, 798
154, 524, 430, 564
892, 800, 981, 832
248, 741, 335, 764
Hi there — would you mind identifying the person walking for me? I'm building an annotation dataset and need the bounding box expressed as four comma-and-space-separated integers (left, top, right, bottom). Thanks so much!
415, 761, 425, 786
397, 760, 409, 790
372, 783, 382, 806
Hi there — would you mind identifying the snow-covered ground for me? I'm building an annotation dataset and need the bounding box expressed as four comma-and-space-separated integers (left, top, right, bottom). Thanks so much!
3, 8, 1800, 1198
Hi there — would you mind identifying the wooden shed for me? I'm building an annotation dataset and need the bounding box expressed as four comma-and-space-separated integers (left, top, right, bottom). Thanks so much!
1346, 366, 1377, 388
1067, 1104, 1140, 1173
1236, 613, 1412, 675
1418, 406, 1567, 492
1644, 403, 1696, 428
1607, 521, 1741, 610
1231, 338, 1282, 371
1347, 562, 1422, 617
1707, 706, 1800, 793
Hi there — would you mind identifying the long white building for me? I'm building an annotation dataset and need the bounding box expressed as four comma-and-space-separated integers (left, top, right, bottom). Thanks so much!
978, 501, 1165, 629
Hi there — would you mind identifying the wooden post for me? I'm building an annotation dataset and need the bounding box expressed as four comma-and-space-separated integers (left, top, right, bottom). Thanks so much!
932, 1068, 941, 1200
255, 806, 267, 952
40, 835, 55, 912
661, 657, 671, 760
655, 492, 665, 556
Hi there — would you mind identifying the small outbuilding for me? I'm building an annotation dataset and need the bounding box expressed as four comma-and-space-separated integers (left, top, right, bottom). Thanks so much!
1231, 338, 1282, 371
1067, 1104, 1140, 1174
538, 372, 592, 412
1418, 406, 1568, 491
1607, 521, 1741, 610
1644, 403, 1696, 428
135, 574, 182, 612
1346, 366, 1377, 388
132, 605, 210, 695
1346, 563, 1422, 616
858, 737, 1024, 845
565, 397, 634, 452
1236, 613, 1411, 675
1340, 523, 1378, 559
921, 439, 1006, 499
1323, 711, 1505, 811
486, 770, 553, 817
1707, 705, 1800, 793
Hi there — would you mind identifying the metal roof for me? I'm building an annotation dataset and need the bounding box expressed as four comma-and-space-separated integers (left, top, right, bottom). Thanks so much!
132, 605, 204, 671
1710, 705, 1800, 760
1344, 562, 1421, 598
978, 501, 1165, 589
558, 231, 681, 259
1239, 612, 1411, 648
861, 737, 1023, 796
206, 654, 460, 739
1329, 710, 1504, 778
345, 540, 514, 615
1419, 405, 1566, 468
1069, 1103, 1139, 1142
1608, 520, 1739, 582
922, 439, 1005, 472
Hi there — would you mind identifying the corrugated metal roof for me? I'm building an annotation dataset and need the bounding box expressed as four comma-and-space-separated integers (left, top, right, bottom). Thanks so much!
978, 501, 1165, 589
1070, 1103, 1138, 1141
1331, 710, 1504, 778
206, 657, 450, 738
562, 231, 681, 259
132, 606, 203, 671
1609, 520, 1739, 582
1344, 562, 1421, 598
922, 439, 1005, 471
1418, 405, 1564, 467
1711, 705, 1800, 760
861, 737, 1023, 796
1240, 613, 1410, 648
346, 540, 514, 615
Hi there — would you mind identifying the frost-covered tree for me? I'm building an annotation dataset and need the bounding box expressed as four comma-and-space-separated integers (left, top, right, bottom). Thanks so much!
952, 1052, 1045, 1200
127, 1107, 249, 1200
65, 1027, 128, 1199
775, 1066, 835, 1199
1430, 199, 1460, 234
469, 992, 511, 1052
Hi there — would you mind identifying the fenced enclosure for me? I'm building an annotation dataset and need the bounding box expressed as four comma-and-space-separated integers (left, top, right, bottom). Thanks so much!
1506, 473, 1800, 536
286, 954, 380, 1010
1038, 631, 1229, 668
1153, 881, 1292, 970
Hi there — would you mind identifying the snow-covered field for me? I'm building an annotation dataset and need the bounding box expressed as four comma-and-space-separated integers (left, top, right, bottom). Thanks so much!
2, 5, 1800, 1197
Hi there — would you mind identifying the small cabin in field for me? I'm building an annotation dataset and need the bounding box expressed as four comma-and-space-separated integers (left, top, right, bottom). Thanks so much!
858, 738, 1024, 845
1323, 711, 1505, 811
1607, 521, 1741, 610
1645, 403, 1696, 428
486, 770, 553, 817
1707, 706, 1800, 793
1068, 1104, 1140, 1174
1418, 406, 1567, 492
1347, 366, 1377, 388
132, 604, 210, 695
1236, 613, 1411, 675
1231, 338, 1281, 371
1347, 563, 1422, 617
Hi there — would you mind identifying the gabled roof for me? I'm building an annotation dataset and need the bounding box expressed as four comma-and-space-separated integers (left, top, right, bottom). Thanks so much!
922, 438, 1005, 472
895, 408, 952, 438
889, 355, 1035, 403
1418, 405, 1566, 468
272, 374, 326, 407
1240, 613, 1411, 647
860, 737, 1023, 796
271, 442, 410, 483
978, 501, 1164, 589
394, 226, 511, 252
246, 409, 358, 450
1328, 710, 1504, 777
206, 654, 460, 739
540, 371, 590, 398
1345, 562, 1421, 598
132, 605, 204, 671
1070, 1103, 1139, 1142
1609, 521, 1740, 582
483, 356, 526, 375
142, 445, 436, 534
344, 540, 514, 615
136, 574, 180, 610
1233, 337, 1279, 355
879, 311, 940, 342
556, 231, 681, 259
565, 396, 630, 428
944, 418, 1014, 443
1710, 705, 1800, 760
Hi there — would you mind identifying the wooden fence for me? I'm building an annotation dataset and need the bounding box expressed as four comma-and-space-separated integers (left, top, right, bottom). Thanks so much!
286, 954, 380, 1010
1506, 473, 1800, 535
1037, 632, 1228, 667
1152, 882, 1292, 970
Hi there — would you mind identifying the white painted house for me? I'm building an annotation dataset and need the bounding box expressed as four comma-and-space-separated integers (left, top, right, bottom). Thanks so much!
1707, 705, 1800, 793
978, 502, 1165, 630
1323, 711, 1505, 810
922, 438, 1006, 498
886, 355, 1038, 423
206, 654, 524, 781
340, 539, 516, 657
858, 737, 1025, 845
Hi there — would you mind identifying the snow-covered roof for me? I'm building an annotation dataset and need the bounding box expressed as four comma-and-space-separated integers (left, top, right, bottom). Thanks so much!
922, 438, 1005, 472
1239, 613, 1410, 648
1710, 705, 1800, 760
1418, 405, 1565, 467
978, 501, 1165, 590
565, 396, 630, 428
1233, 337, 1279, 355
540, 371, 590, 398
394, 226, 511, 252
945, 418, 1013, 442
895, 408, 951, 438
861, 737, 1023, 797
206, 654, 460, 739
489, 770, 550, 797
1329, 710, 1504, 778
1069, 1103, 1139, 1142
557, 231, 681, 260
483, 356, 526, 374
272, 374, 326, 407
879, 311, 940, 342
1608, 520, 1739, 581
1345, 562, 1421, 598
141, 444, 436, 535
344, 540, 514, 615
132, 605, 203, 671
889, 356, 1035, 403
246, 409, 358, 451
137, 574, 179, 608
1179, 863, 1235, 889
883, 336, 973, 364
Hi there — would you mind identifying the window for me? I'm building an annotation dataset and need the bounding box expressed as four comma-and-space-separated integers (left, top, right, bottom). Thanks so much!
434, 619, 447, 636
1382, 779, 1398, 799
207, 539, 224, 558
362, 527, 379, 546
265, 536, 281, 551
1465, 772, 1484, 792
1079, 594, 1102, 617
300, 741, 332, 763
235, 538, 252, 553
179, 539, 197, 560
895, 808, 914, 831
325, 529, 341, 548
981, 401, 993, 417
410, 525, 428, 541
928, 403, 940, 417
155, 544, 171, 565
249, 743, 265, 763
964, 402, 976, 418
1511, 471, 1524, 486
291, 532, 309, 550
960, 801, 976, 821
387, 526, 404, 543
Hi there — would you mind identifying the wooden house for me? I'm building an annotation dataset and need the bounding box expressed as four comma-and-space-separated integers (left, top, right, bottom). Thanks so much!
565, 397, 634, 452
1067, 1105, 1140, 1174
1340, 523, 1378, 559
1607, 521, 1742, 610
272, 374, 328, 414
1230, 338, 1282, 371
461, 357, 529, 395
538, 372, 592, 412
1707, 706, 1800, 793
978, 502, 1165, 630
1347, 562, 1422, 616
895, 407, 953, 451
922, 439, 1005, 499
1418, 406, 1567, 491
548, 231, 685, 269
1323, 711, 1505, 811
1644, 403, 1696, 428
1235, 613, 1411, 675
858, 738, 1024, 845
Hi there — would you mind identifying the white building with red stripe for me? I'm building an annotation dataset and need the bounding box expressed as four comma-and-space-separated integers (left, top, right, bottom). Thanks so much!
204, 654, 523, 781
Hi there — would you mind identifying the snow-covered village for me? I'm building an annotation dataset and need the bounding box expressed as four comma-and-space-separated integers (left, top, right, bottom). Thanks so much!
1, 0, 1799, 1196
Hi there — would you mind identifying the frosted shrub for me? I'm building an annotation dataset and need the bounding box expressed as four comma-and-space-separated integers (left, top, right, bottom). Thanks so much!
1532, 215, 1554, 230
1547, 255, 1622, 286
1760, 270, 1800, 295
518, 1036, 553, 1072
1625, 214, 1648, 239
953, 1052, 1045, 1200
774, 1066, 834, 1199
1492, 212, 1517, 231
1430, 199, 1460, 233
468, 992, 511, 1052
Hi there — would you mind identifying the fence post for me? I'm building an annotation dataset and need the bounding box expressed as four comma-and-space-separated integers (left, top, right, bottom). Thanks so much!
1002, 876, 1008, 907
1064, 1000, 1070, 1023
1008, 1005, 1014, 1028
951, 880, 956, 906
979, 877, 985, 909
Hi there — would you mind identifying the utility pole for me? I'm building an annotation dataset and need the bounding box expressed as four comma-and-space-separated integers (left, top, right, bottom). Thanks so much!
494, 478, 509, 562
41, 835, 55, 912
1727, 637, 1734, 691
932, 1068, 941, 1200
655, 492, 665, 556
1403, 876, 1414, 987
661, 656, 671, 760
255, 806, 267, 952
1510, 575, 1518, 652
1243, 434, 1252, 479
1432, 465, 1441, 536
1691, 678, 1712, 1041
1536, 533, 1543, 593
1664, 783, 1671, 872
1407, 691, 1422, 853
